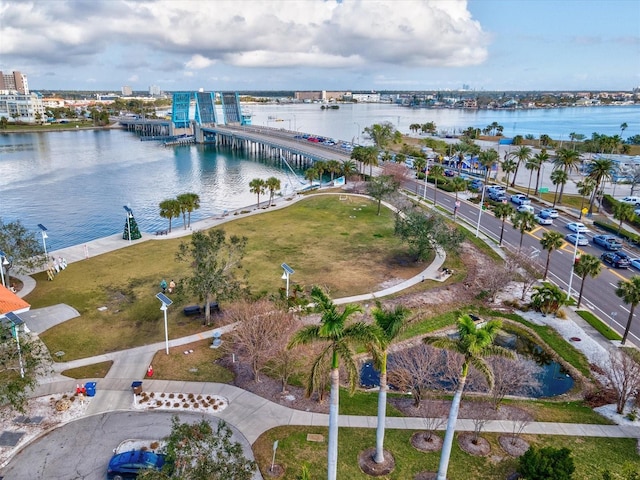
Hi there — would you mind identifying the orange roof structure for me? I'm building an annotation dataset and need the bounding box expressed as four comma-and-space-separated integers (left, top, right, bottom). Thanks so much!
0, 284, 30, 315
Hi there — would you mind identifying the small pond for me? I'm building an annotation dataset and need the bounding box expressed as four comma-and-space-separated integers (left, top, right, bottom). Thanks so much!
360, 332, 574, 398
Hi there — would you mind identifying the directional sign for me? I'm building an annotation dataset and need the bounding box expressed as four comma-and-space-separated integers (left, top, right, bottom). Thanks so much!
156, 292, 173, 306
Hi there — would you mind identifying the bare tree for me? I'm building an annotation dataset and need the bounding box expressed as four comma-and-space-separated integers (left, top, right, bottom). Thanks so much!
387, 344, 442, 407
506, 249, 543, 301
469, 402, 492, 444
487, 356, 541, 410
422, 399, 449, 442
382, 161, 412, 186
604, 350, 640, 415
227, 299, 299, 383
476, 261, 513, 303
510, 409, 533, 443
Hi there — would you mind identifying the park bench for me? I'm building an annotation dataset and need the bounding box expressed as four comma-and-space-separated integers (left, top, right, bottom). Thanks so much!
155, 229, 168, 236
183, 305, 201, 316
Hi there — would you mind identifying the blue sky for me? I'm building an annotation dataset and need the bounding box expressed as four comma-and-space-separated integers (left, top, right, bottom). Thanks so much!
1, 0, 638, 92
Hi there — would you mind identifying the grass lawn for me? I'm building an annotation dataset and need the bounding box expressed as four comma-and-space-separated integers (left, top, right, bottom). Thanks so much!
30, 195, 425, 360
61, 361, 113, 379
253, 427, 640, 479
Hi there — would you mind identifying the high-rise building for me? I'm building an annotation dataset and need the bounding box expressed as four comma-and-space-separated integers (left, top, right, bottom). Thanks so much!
149, 85, 161, 96
122, 85, 133, 96
0, 71, 29, 94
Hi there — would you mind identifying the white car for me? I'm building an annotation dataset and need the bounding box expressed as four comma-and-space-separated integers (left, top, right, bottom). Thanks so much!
566, 233, 589, 246
510, 194, 531, 205
539, 208, 559, 219
567, 222, 589, 233
517, 204, 535, 214
534, 214, 553, 225
620, 196, 640, 206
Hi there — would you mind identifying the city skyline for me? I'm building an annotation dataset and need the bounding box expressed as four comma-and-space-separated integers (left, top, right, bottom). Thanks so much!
1, 0, 638, 92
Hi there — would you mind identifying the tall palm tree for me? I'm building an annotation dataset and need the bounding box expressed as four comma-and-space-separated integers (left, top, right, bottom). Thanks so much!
587, 157, 614, 214
494, 202, 514, 245
574, 254, 601, 308
509, 146, 532, 187
500, 158, 517, 188
249, 178, 266, 208
524, 156, 541, 196
304, 167, 318, 187
176, 192, 200, 229
159, 198, 181, 233
369, 302, 410, 464
424, 315, 514, 480
341, 159, 358, 182
288, 287, 380, 480
511, 210, 536, 251
615, 276, 640, 345
540, 231, 564, 280
553, 148, 581, 203
532, 149, 550, 196
576, 178, 596, 219
265, 176, 281, 206
613, 201, 635, 235
326, 160, 341, 182
430, 164, 444, 206
550, 169, 568, 207
621, 122, 628, 137
450, 176, 467, 218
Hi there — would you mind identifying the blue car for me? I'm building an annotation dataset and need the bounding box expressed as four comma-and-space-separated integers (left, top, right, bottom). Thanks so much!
107, 450, 166, 479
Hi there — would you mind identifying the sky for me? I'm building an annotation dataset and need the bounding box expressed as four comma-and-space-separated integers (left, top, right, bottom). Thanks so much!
1, 0, 639, 92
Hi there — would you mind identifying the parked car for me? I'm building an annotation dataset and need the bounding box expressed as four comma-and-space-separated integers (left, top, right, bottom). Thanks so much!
534, 213, 554, 225
631, 258, 640, 270
444, 169, 456, 177
539, 208, 559, 219
107, 450, 166, 479
470, 179, 484, 190
620, 196, 640, 206
486, 185, 506, 195
492, 193, 508, 203
565, 233, 589, 246
517, 204, 535, 214
567, 222, 589, 233
592, 234, 623, 251
601, 251, 631, 268
510, 194, 531, 205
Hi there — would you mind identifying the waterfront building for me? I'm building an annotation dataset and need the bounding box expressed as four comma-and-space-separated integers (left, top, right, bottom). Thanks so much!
121, 85, 133, 96
0, 92, 45, 123
0, 70, 29, 94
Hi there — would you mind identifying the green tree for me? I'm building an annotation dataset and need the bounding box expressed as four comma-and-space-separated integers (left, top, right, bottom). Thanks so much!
573, 254, 601, 308
540, 231, 564, 280
369, 302, 410, 464
362, 121, 401, 150
553, 148, 581, 203
424, 315, 514, 480
576, 178, 596, 219
176, 192, 200, 228
122, 210, 142, 240
395, 209, 464, 262
288, 286, 381, 480
340, 159, 358, 182
176, 230, 247, 326
248, 178, 266, 208
0, 218, 47, 285
532, 149, 550, 195
366, 175, 400, 215
265, 176, 281, 206
518, 446, 575, 480
524, 155, 541, 197
494, 202, 514, 246
500, 158, 517, 188
530, 283, 567, 316
509, 146, 532, 187
550, 169, 568, 207
615, 276, 640, 345
613, 201, 635, 235
351, 145, 379, 178
140, 416, 256, 480
159, 199, 181, 233
511, 211, 536, 251
587, 157, 614, 214
450, 176, 467, 218
429, 164, 444, 206
304, 167, 319, 187
325, 160, 342, 182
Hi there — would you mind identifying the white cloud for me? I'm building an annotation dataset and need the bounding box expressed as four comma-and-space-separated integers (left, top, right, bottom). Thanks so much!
185, 54, 215, 70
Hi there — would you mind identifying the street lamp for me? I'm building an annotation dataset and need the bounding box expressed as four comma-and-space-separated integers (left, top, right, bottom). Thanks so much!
566, 235, 580, 302
123, 206, 133, 244
38, 224, 48, 259
281, 263, 294, 298
354, 122, 360, 145
0, 250, 9, 288
155, 292, 173, 355
5, 312, 24, 378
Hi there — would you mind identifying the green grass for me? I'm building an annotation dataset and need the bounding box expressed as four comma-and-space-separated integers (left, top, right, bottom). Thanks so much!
576, 310, 623, 341
338, 389, 405, 417
252, 427, 640, 479
60, 361, 113, 379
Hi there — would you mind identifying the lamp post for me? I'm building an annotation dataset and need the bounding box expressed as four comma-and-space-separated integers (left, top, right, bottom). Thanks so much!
423, 160, 430, 200
281, 263, 294, 298
566, 234, 580, 302
5, 312, 24, 378
0, 250, 9, 288
38, 224, 48, 259
155, 293, 173, 355
354, 122, 360, 145
123, 206, 133, 244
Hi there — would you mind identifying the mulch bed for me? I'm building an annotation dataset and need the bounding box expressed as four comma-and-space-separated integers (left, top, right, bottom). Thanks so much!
358, 447, 396, 476
410, 431, 443, 452
458, 432, 491, 456
498, 435, 530, 457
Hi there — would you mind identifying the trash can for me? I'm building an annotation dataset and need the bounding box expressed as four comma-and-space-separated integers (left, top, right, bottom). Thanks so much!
85, 381, 97, 397
131, 381, 143, 395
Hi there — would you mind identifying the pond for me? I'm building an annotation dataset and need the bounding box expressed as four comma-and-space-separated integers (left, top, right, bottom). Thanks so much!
360, 332, 574, 398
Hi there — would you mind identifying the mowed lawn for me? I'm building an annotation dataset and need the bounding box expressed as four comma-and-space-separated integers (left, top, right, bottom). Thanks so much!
29, 195, 424, 360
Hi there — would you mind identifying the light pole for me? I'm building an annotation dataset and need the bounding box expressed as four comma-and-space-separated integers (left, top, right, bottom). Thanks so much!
281, 263, 294, 298
423, 160, 430, 200
0, 250, 9, 288
38, 224, 48, 259
566, 234, 580, 301
5, 312, 24, 378
156, 293, 173, 355
354, 122, 360, 145
123, 206, 133, 244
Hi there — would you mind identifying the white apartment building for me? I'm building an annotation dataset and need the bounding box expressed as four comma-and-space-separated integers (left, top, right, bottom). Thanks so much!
0, 92, 46, 123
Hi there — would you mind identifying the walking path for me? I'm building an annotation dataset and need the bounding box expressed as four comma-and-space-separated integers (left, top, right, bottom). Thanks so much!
3, 190, 640, 474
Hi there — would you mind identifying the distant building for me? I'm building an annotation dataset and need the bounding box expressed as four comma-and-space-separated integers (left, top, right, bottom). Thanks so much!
295, 91, 322, 102
121, 85, 133, 96
149, 85, 161, 96
0, 92, 45, 123
0, 70, 29, 94
352, 92, 381, 103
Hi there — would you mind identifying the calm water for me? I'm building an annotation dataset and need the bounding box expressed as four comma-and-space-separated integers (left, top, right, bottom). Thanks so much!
1, 103, 638, 250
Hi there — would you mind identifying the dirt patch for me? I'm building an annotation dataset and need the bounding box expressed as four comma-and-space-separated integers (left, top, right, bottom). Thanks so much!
358, 447, 396, 476
410, 431, 443, 452
458, 432, 491, 456
499, 435, 530, 457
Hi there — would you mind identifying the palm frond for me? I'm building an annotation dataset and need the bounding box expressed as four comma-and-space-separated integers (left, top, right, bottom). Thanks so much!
468, 356, 495, 389
305, 343, 333, 398
288, 325, 322, 349
334, 341, 359, 394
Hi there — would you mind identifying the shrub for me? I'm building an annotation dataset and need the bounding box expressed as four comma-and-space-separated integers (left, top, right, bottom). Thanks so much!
519, 446, 575, 480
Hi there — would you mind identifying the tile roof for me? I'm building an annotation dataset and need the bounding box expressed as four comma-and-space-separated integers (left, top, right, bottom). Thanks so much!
0, 285, 30, 315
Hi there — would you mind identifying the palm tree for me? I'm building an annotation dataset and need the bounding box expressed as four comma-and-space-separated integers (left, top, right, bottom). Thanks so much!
369, 302, 410, 464
500, 158, 517, 188
304, 167, 318, 187
613, 201, 635, 235
509, 146, 532, 187
341, 160, 358, 182
494, 202, 514, 245
325, 160, 341, 182
553, 148, 581, 203
576, 178, 596, 219
587, 157, 615, 214
531, 283, 567, 315
524, 156, 541, 196
450, 176, 467, 218
615, 276, 640, 345
424, 315, 514, 480
363, 121, 399, 150
532, 149, 550, 195
288, 287, 380, 480
621, 122, 628, 137
540, 231, 564, 280
550, 169, 568, 207
176, 192, 200, 229
511, 210, 536, 251
574, 254, 601, 307
409, 123, 421, 134
430, 164, 444, 206
159, 198, 181, 233
265, 176, 281, 206
249, 178, 266, 208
